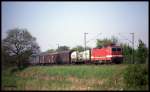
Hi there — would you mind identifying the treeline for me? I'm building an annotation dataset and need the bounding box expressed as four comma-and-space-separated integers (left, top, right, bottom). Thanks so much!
121, 40, 148, 64
47, 45, 91, 53
2, 28, 148, 70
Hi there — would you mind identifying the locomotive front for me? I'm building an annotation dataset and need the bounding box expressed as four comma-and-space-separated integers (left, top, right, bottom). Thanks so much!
109, 46, 123, 63
91, 45, 123, 64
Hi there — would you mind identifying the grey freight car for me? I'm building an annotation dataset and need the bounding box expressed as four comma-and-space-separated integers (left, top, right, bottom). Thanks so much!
30, 50, 74, 65
30, 50, 83, 65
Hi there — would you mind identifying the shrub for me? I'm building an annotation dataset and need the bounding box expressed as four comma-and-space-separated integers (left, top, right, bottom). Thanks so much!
123, 64, 148, 89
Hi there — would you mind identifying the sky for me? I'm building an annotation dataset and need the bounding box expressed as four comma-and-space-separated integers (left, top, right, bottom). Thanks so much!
2, 2, 149, 52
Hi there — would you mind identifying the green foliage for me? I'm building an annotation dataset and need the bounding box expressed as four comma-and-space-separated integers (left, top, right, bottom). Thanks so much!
96, 38, 112, 48
120, 39, 148, 64
2, 46, 16, 68
71, 45, 84, 52
2, 65, 148, 90
86, 46, 91, 50
71, 45, 91, 52
56, 46, 70, 52
96, 36, 118, 48
111, 36, 118, 44
123, 64, 148, 89
120, 43, 133, 64
2, 65, 128, 90
47, 49, 55, 53
136, 39, 148, 64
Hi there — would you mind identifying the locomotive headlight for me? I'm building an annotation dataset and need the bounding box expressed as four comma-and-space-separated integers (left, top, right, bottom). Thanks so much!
106, 55, 112, 57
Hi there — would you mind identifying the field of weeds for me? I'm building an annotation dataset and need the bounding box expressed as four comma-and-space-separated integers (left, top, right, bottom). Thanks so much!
1, 64, 148, 91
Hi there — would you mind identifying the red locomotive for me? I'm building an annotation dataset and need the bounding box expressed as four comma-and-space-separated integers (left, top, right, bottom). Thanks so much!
30, 44, 123, 65
90, 45, 123, 64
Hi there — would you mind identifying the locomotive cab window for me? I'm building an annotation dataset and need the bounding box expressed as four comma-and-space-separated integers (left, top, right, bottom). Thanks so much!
117, 48, 121, 51
112, 48, 116, 51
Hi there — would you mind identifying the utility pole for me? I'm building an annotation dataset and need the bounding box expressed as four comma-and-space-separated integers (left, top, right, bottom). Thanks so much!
56, 43, 59, 49
84, 32, 88, 62
84, 32, 88, 51
130, 33, 134, 64
118, 32, 135, 64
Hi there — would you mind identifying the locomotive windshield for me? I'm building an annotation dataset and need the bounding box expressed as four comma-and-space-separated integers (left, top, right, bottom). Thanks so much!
117, 48, 121, 51
112, 48, 121, 51
112, 48, 116, 51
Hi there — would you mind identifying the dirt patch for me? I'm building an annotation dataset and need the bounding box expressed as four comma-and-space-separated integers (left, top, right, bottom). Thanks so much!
66, 76, 88, 90
66, 76, 106, 90
67, 76, 80, 83
37, 75, 65, 81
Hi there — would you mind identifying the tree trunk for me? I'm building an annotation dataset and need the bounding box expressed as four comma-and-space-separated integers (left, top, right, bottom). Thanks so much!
17, 59, 20, 69
17, 56, 22, 70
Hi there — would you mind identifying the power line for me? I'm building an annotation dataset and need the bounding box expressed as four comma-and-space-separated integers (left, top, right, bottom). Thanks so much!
86, 33, 101, 43
118, 33, 132, 43
118, 32, 135, 64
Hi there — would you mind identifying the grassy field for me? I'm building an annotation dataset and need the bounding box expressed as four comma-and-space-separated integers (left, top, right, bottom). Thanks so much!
2, 64, 148, 91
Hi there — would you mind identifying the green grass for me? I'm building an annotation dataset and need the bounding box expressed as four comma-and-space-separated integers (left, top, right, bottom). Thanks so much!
2, 64, 148, 90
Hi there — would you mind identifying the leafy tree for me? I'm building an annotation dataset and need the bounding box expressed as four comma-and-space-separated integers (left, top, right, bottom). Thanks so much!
136, 39, 148, 64
71, 45, 84, 52
2, 28, 40, 69
86, 46, 91, 50
96, 38, 111, 48
71, 45, 91, 52
96, 36, 118, 48
47, 49, 55, 53
2, 45, 15, 69
120, 43, 132, 64
56, 45, 70, 52
111, 36, 118, 44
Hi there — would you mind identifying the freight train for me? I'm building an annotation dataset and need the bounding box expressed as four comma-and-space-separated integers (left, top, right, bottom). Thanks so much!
29, 44, 123, 65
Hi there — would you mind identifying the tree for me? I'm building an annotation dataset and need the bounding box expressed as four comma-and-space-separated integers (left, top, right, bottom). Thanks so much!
2, 45, 15, 69
111, 36, 118, 44
96, 38, 111, 48
71, 45, 84, 52
47, 49, 55, 53
56, 46, 70, 52
120, 43, 132, 64
86, 46, 91, 50
136, 39, 148, 64
96, 36, 118, 48
2, 28, 40, 69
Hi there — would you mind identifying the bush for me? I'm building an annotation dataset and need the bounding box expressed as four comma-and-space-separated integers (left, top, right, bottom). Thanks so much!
123, 64, 148, 89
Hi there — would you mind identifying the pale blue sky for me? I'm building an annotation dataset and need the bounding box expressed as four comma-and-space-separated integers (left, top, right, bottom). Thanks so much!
2, 2, 148, 52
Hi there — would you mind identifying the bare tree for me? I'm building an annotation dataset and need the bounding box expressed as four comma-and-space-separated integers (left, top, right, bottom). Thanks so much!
2, 28, 40, 69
